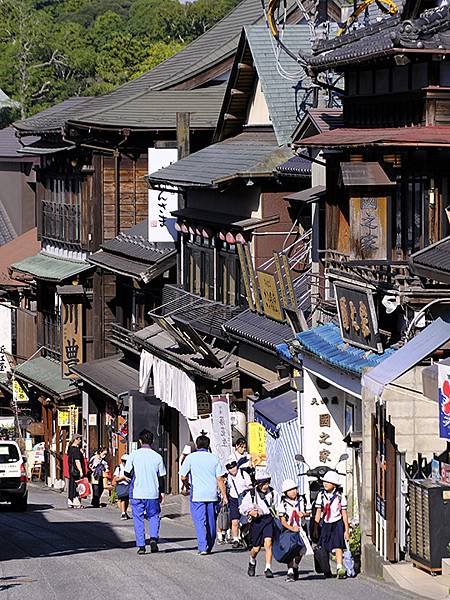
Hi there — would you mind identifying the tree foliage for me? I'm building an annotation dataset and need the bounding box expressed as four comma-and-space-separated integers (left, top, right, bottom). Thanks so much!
0, 0, 242, 120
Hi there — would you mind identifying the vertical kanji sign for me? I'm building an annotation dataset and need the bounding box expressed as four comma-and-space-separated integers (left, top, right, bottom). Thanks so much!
211, 394, 232, 470
61, 300, 83, 379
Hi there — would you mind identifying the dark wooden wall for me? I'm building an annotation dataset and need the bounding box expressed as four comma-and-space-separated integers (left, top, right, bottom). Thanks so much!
102, 155, 148, 241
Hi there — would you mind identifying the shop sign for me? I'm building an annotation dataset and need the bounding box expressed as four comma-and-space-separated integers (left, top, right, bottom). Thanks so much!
257, 270, 283, 322
248, 421, 266, 465
12, 377, 28, 403
440, 461, 450, 486
211, 394, 232, 469
61, 300, 83, 379
437, 363, 450, 440
334, 282, 382, 352
57, 408, 71, 427
148, 148, 178, 243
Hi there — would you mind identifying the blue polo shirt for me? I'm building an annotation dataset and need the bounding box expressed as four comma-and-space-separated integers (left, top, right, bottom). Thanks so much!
180, 449, 224, 502
125, 447, 166, 500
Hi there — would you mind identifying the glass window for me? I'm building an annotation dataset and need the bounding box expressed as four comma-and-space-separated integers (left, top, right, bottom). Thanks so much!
42, 176, 82, 246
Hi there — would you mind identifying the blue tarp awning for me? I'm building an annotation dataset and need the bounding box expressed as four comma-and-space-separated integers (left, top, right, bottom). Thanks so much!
254, 390, 297, 436
277, 323, 395, 375
362, 317, 450, 396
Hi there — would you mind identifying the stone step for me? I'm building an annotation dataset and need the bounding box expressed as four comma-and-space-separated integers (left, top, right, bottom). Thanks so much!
383, 563, 450, 600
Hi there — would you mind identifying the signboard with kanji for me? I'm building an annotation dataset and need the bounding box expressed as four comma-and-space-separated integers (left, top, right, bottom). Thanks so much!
211, 394, 232, 469
248, 421, 266, 465
257, 270, 283, 322
12, 377, 28, 403
334, 282, 382, 352
148, 148, 178, 243
61, 301, 83, 379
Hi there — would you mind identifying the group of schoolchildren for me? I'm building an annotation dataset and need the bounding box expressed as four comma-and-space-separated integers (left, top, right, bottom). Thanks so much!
221, 438, 350, 581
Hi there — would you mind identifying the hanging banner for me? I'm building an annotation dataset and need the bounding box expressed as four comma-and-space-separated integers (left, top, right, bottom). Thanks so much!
248, 421, 266, 465
61, 301, 83, 379
57, 407, 71, 427
438, 363, 450, 440
148, 148, 178, 242
211, 394, 232, 469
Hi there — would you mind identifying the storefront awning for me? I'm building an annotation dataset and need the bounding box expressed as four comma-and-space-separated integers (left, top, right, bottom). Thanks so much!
362, 317, 450, 396
71, 355, 139, 402
284, 185, 326, 203
340, 162, 395, 187
14, 356, 78, 399
11, 252, 92, 283
254, 390, 298, 436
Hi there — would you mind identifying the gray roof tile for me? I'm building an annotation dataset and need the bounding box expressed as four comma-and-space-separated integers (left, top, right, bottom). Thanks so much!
148, 128, 293, 187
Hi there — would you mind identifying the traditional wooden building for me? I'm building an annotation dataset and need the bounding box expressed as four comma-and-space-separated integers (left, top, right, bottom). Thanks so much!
278, 0, 450, 574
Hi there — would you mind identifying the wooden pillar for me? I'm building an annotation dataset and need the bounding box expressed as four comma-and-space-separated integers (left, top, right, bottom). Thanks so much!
176, 112, 190, 160
114, 151, 121, 237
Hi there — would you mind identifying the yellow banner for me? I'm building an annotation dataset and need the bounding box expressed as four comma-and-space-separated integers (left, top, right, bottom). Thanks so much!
248, 421, 266, 465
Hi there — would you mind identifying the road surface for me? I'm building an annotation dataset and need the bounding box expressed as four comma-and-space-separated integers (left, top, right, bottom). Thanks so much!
0, 486, 419, 600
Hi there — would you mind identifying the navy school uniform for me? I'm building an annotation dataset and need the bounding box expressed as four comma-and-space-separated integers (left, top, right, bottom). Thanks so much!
240, 487, 279, 548
316, 489, 347, 552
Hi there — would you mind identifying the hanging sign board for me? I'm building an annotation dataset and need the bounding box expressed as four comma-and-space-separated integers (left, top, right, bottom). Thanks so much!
334, 282, 382, 352
12, 377, 28, 403
248, 421, 266, 466
257, 271, 283, 322
148, 148, 178, 242
61, 301, 83, 379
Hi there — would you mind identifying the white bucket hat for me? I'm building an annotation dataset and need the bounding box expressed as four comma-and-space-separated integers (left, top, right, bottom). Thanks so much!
322, 470, 342, 486
255, 470, 271, 483
282, 479, 298, 493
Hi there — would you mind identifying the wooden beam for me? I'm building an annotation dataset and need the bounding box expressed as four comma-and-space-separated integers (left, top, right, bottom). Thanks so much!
176, 112, 191, 160
237, 62, 254, 72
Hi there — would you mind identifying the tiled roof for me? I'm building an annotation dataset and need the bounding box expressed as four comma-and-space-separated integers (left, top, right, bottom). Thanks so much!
14, 355, 78, 398
11, 252, 92, 282
224, 309, 295, 353
245, 25, 314, 145
134, 323, 238, 381
148, 128, 293, 187
0, 228, 40, 286
306, 108, 344, 132
69, 86, 226, 130
89, 219, 176, 280
0, 127, 38, 160
0, 200, 16, 247
14, 97, 93, 134
295, 125, 450, 148
310, 6, 450, 70
277, 323, 395, 375
71, 355, 139, 401
410, 236, 450, 283
276, 154, 311, 175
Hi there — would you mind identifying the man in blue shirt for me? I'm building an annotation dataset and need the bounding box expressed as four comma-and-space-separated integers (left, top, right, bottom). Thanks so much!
180, 435, 227, 555
125, 429, 166, 555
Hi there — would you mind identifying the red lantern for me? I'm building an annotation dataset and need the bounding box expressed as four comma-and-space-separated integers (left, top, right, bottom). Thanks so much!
226, 231, 236, 244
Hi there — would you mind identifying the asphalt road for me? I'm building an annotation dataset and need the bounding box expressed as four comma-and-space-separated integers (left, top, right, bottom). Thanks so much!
0, 486, 420, 600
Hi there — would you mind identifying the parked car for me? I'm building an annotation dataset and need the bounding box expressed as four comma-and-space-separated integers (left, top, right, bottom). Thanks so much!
0, 440, 28, 510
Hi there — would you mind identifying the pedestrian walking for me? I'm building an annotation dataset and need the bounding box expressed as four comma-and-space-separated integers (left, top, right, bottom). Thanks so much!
67, 434, 85, 509
124, 430, 166, 555
89, 447, 109, 508
179, 434, 227, 555
113, 453, 131, 520
225, 455, 252, 548
240, 470, 278, 578
277, 479, 308, 582
232, 437, 251, 470
314, 471, 350, 579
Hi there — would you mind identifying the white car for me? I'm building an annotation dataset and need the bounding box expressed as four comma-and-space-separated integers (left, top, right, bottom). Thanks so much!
0, 441, 28, 510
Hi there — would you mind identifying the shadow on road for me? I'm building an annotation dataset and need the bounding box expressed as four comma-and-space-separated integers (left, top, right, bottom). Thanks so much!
0, 575, 36, 591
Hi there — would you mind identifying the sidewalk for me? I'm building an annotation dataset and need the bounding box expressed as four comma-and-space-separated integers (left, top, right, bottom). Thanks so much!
383, 563, 450, 599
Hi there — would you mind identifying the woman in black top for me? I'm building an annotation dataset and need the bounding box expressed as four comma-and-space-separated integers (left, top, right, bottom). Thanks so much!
67, 434, 84, 508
